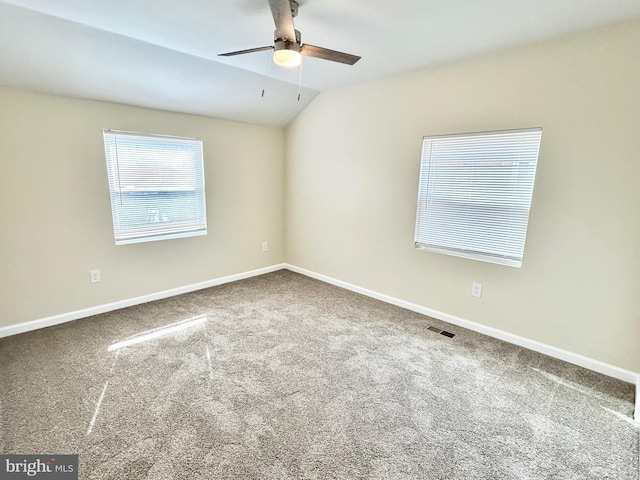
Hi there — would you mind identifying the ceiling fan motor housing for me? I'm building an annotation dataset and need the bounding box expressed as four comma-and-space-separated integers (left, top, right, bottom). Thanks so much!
274, 39, 300, 53
274, 29, 301, 45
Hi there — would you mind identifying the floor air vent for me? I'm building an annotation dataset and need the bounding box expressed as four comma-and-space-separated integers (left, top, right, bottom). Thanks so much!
427, 325, 456, 338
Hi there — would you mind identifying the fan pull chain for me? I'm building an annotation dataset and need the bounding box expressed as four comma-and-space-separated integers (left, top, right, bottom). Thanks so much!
297, 57, 304, 101
261, 50, 273, 98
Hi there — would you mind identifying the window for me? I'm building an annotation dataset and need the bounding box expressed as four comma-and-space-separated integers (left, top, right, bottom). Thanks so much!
414, 128, 542, 267
103, 130, 207, 245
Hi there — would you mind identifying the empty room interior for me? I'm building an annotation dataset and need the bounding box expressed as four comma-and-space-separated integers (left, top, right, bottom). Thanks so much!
0, 0, 639, 478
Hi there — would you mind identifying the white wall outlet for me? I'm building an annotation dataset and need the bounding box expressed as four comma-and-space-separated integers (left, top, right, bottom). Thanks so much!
262, 242, 268, 252
471, 282, 482, 298
90, 269, 101, 283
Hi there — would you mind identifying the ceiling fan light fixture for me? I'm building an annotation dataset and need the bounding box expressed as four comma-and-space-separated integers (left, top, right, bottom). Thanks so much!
273, 40, 301, 67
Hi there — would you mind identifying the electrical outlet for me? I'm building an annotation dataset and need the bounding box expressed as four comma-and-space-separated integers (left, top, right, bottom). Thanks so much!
90, 269, 101, 283
471, 282, 482, 298
262, 242, 268, 252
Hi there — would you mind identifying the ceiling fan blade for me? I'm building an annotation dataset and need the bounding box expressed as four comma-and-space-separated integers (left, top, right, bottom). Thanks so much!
268, 0, 296, 41
218, 46, 273, 57
300, 44, 361, 65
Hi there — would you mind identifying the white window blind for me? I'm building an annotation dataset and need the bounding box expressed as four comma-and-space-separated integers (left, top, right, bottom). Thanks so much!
414, 128, 542, 267
103, 130, 207, 245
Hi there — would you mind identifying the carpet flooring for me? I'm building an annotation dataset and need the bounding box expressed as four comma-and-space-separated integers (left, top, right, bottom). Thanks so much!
0, 269, 637, 479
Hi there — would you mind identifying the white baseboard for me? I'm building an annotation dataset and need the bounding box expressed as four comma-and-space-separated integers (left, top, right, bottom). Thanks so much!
285, 264, 639, 389
2, 262, 638, 423
0, 263, 287, 339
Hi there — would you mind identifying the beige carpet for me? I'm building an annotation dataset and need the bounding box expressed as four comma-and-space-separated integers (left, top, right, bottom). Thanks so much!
0, 270, 637, 479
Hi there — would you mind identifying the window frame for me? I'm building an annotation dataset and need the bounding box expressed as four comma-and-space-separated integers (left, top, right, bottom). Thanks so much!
414, 127, 542, 268
103, 129, 208, 245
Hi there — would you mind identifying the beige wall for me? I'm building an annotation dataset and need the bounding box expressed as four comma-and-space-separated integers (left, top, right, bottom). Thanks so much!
285, 20, 640, 371
1, 19, 639, 373
0, 87, 285, 327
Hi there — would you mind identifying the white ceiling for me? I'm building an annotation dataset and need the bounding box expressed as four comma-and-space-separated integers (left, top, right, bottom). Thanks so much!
1, 0, 639, 126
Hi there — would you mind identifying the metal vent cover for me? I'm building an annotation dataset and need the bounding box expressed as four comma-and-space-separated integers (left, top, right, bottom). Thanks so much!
427, 325, 456, 338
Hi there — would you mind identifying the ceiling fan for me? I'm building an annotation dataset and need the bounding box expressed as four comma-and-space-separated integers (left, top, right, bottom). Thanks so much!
219, 0, 361, 68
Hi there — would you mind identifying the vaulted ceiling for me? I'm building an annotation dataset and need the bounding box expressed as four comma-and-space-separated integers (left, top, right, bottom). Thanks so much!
1, 0, 639, 126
